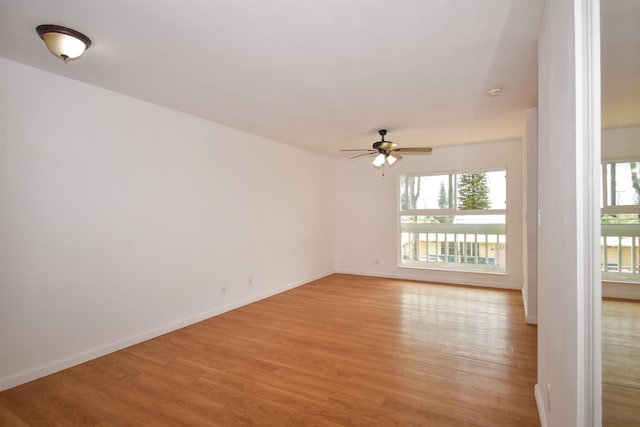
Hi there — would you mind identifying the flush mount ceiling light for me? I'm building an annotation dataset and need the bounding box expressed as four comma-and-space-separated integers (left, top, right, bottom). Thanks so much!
36, 24, 91, 63
488, 87, 503, 97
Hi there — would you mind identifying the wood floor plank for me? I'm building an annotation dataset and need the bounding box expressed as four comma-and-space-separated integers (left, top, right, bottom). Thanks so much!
602, 298, 640, 427
0, 274, 539, 426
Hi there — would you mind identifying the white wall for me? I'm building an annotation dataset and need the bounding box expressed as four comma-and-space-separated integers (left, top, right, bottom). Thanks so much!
601, 125, 640, 299
335, 139, 523, 289
523, 108, 539, 324
0, 58, 335, 391
537, 0, 600, 424
602, 126, 640, 160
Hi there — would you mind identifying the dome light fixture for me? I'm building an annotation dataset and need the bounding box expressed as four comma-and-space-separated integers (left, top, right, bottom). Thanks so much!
488, 87, 503, 97
36, 24, 92, 63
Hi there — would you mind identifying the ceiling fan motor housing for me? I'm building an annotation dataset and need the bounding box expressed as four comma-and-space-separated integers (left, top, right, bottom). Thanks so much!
373, 130, 397, 152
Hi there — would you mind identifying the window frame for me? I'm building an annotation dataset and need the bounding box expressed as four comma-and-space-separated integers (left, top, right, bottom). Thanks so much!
600, 158, 640, 282
601, 158, 640, 215
399, 168, 507, 216
398, 168, 508, 273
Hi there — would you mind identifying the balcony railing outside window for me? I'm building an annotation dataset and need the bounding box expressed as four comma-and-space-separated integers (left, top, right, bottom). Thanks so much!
400, 222, 506, 273
601, 223, 640, 282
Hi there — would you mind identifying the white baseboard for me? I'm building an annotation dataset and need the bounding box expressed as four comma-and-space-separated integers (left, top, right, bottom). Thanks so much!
535, 384, 548, 427
521, 288, 538, 324
0, 270, 333, 392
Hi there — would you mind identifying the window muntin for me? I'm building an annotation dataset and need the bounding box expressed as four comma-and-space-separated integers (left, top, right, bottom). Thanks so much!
399, 170, 507, 273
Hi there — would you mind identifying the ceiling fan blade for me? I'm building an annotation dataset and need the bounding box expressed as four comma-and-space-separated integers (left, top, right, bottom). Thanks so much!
340, 149, 375, 152
349, 152, 377, 160
394, 147, 433, 153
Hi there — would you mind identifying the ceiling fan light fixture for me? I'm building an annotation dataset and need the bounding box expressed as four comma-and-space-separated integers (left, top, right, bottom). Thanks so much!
36, 24, 92, 63
372, 153, 386, 167
387, 152, 401, 166
341, 130, 431, 169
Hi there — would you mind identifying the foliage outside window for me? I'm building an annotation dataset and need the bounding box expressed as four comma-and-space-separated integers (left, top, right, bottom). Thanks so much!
399, 170, 507, 273
601, 160, 640, 282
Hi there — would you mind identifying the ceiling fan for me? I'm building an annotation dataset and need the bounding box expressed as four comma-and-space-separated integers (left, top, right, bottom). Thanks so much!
340, 129, 432, 167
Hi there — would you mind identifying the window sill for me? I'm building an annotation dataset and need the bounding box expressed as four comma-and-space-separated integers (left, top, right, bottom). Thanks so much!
398, 263, 508, 276
602, 278, 640, 285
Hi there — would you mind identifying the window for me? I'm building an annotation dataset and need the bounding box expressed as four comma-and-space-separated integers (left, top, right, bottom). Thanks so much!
601, 160, 640, 282
399, 170, 507, 273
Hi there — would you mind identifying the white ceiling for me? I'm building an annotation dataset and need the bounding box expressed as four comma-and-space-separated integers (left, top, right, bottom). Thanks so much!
0, 1, 636, 157
601, 0, 640, 130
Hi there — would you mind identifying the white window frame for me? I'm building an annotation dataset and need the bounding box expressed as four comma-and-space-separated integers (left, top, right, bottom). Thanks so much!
601, 158, 640, 214
398, 168, 507, 273
600, 158, 640, 282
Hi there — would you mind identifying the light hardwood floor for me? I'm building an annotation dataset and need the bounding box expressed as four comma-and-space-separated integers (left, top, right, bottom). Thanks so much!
0, 274, 539, 426
603, 298, 640, 427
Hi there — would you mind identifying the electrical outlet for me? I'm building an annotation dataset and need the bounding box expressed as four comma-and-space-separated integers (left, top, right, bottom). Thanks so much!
221, 286, 226, 295
374, 258, 379, 265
